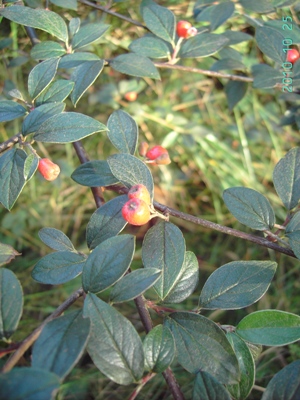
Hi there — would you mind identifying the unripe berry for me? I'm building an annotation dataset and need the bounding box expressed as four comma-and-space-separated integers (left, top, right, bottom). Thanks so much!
124, 91, 138, 102
145, 145, 171, 165
38, 158, 60, 181
176, 21, 197, 38
122, 198, 151, 226
128, 184, 151, 205
286, 49, 300, 64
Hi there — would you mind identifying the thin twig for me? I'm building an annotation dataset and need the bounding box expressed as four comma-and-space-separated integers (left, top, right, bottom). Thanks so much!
1, 288, 84, 373
0, 133, 23, 154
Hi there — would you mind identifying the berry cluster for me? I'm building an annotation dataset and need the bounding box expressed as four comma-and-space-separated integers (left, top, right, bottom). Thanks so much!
122, 184, 151, 226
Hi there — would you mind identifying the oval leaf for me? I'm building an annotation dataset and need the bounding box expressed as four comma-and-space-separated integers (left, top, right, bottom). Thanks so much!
143, 325, 175, 373
179, 34, 229, 58
223, 187, 275, 230
30, 41, 66, 60
142, 221, 186, 300
34, 112, 107, 143
22, 102, 65, 136
107, 153, 154, 201
0, 368, 60, 400
70, 60, 104, 106
164, 312, 239, 384
192, 371, 232, 400
71, 160, 118, 188
35, 80, 74, 106
0, 100, 27, 122
38, 227, 75, 252
262, 360, 300, 400
226, 333, 255, 400
107, 110, 138, 155
31, 251, 86, 284
86, 195, 128, 249
59, 52, 100, 69
0, 6, 68, 42
273, 147, 300, 210
236, 310, 300, 346
255, 26, 286, 64
129, 36, 172, 59
24, 153, 39, 181
32, 310, 90, 379
0, 268, 23, 340
163, 251, 199, 304
199, 260, 277, 310
72, 23, 110, 50
82, 235, 135, 293
28, 57, 60, 100
110, 268, 161, 303
110, 54, 160, 80
83, 293, 144, 385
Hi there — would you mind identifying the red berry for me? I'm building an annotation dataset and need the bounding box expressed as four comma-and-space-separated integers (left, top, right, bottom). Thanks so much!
176, 20, 196, 38
38, 158, 60, 181
145, 145, 171, 165
124, 91, 138, 102
128, 184, 151, 205
122, 198, 151, 226
286, 49, 300, 64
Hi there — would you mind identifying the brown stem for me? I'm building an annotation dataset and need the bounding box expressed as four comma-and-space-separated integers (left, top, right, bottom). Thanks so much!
1, 288, 84, 373
0, 133, 23, 154
163, 368, 186, 400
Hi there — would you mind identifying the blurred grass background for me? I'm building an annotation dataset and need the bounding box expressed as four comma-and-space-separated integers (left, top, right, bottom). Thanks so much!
1, 1, 300, 399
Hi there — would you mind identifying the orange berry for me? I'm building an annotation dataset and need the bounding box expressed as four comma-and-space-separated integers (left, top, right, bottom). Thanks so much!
176, 20, 196, 38
38, 158, 60, 181
122, 198, 150, 226
128, 184, 151, 205
286, 49, 300, 64
145, 145, 171, 165
139, 141, 149, 157
124, 91, 138, 102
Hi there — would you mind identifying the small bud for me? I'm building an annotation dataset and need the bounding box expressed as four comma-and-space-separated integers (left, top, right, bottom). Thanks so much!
38, 158, 60, 181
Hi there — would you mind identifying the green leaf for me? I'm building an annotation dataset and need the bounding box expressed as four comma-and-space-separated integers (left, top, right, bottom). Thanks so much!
261, 360, 300, 400
178, 34, 229, 58
225, 80, 248, 110
0, 368, 60, 400
86, 195, 128, 249
0, 242, 20, 267
236, 310, 300, 346
0, 100, 27, 122
59, 52, 100, 68
22, 102, 65, 136
0, 5, 68, 42
143, 325, 175, 373
39, 227, 75, 252
32, 310, 90, 379
221, 31, 252, 45
265, 20, 300, 45
83, 293, 144, 385
30, 41, 66, 60
108, 154, 154, 201
34, 112, 107, 143
107, 110, 138, 155
164, 312, 239, 384
70, 60, 104, 106
71, 160, 118, 188
196, 2, 235, 32
273, 147, 300, 210
140, 0, 175, 45
142, 221, 186, 301
223, 187, 275, 230
110, 54, 160, 80
129, 36, 172, 59
50, 0, 77, 11
35, 80, 74, 106
255, 26, 286, 64
192, 371, 232, 400
31, 251, 86, 284
69, 17, 81, 37
239, 0, 275, 13
252, 64, 282, 89
82, 235, 135, 294
71, 23, 110, 50
0, 268, 23, 340
286, 213, 300, 258
163, 251, 199, 304
24, 153, 39, 181
0, 148, 27, 210
226, 333, 255, 400
28, 57, 60, 100
211, 58, 246, 72
110, 268, 161, 304
199, 261, 277, 310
